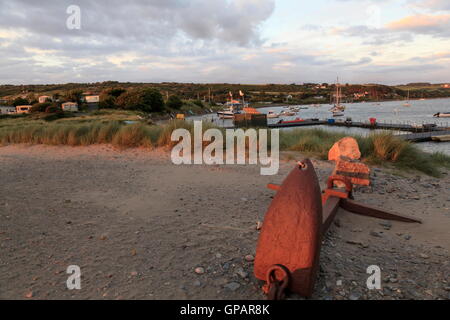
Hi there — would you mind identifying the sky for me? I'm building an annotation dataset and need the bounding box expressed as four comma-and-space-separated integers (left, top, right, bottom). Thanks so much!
0, 0, 449, 85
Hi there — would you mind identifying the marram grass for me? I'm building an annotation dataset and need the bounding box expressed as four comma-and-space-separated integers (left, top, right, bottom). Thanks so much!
0, 119, 449, 176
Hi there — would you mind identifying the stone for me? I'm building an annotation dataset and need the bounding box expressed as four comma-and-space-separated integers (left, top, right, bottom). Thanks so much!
224, 282, 241, 291
194, 267, 205, 274
332, 160, 371, 186
349, 293, 361, 300
236, 268, 248, 279
328, 137, 361, 162
193, 280, 202, 287
245, 255, 254, 262
379, 221, 392, 230
370, 231, 383, 238
334, 219, 342, 228
346, 240, 363, 246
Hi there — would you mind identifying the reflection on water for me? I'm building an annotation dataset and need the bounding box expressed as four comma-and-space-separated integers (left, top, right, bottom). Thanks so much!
194, 98, 450, 155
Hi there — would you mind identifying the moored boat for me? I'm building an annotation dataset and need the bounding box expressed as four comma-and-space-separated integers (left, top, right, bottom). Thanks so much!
217, 98, 243, 119
434, 112, 450, 118
280, 111, 296, 117
330, 77, 346, 117
403, 90, 411, 107
277, 118, 305, 124
267, 110, 280, 119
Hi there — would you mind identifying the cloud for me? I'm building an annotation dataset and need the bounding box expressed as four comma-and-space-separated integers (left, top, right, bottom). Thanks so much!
0, 0, 275, 47
0, 0, 449, 85
387, 14, 450, 37
411, 0, 450, 11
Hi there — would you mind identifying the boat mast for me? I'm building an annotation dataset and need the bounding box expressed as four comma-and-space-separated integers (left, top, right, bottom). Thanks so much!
336, 77, 340, 106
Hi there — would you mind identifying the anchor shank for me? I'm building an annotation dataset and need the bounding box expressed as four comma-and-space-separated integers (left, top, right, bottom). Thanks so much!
340, 199, 422, 224
322, 197, 341, 234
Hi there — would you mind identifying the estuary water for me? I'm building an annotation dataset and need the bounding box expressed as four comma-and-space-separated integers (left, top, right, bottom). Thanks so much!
197, 98, 450, 155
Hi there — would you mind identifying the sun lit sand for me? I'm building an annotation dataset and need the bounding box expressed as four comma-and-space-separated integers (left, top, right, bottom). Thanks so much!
0, 145, 449, 299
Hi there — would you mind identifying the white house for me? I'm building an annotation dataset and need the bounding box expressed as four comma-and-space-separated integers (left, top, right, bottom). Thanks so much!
62, 102, 79, 112
0, 106, 16, 114
16, 105, 32, 114
38, 96, 52, 103
85, 95, 100, 103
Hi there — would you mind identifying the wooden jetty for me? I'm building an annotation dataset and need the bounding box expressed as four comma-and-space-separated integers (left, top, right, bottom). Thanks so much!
268, 120, 326, 128
432, 135, 450, 142
398, 131, 450, 142
268, 119, 449, 133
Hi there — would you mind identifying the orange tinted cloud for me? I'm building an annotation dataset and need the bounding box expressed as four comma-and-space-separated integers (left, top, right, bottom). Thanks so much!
387, 14, 450, 31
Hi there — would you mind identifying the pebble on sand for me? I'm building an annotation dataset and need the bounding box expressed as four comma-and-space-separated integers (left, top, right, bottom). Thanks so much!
195, 267, 205, 275
245, 255, 255, 262
224, 282, 241, 291
370, 231, 383, 238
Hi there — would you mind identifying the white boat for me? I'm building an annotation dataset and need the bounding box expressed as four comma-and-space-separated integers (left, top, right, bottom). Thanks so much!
330, 78, 346, 115
281, 111, 296, 117
434, 112, 450, 118
217, 99, 243, 118
218, 112, 236, 119
403, 90, 411, 107
267, 110, 280, 119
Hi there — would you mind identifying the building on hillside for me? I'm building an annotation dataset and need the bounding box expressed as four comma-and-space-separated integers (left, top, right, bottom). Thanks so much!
38, 96, 52, 103
85, 95, 100, 103
62, 102, 79, 112
84, 95, 100, 111
16, 105, 32, 114
353, 93, 367, 99
0, 106, 16, 114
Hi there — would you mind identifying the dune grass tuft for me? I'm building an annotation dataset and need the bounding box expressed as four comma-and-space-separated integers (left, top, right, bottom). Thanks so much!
0, 118, 449, 177
278, 128, 450, 177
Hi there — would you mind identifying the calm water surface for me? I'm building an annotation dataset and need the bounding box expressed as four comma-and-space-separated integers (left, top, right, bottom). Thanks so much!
195, 98, 450, 155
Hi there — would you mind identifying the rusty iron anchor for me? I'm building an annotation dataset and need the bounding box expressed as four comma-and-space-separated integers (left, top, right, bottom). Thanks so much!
254, 159, 421, 300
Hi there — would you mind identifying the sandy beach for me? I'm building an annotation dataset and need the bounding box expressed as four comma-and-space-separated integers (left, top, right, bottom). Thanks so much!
0, 145, 449, 300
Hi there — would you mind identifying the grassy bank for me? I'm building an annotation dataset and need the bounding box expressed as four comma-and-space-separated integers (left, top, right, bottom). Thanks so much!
280, 128, 450, 176
1, 115, 449, 176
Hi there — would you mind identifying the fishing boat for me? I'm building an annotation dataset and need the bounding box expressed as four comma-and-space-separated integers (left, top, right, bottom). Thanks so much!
434, 112, 450, 118
218, 108, 240, 119
217, 99, 243, 119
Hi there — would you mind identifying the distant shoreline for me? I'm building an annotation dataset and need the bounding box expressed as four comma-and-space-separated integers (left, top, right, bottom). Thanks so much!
248, 96, 450, 109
